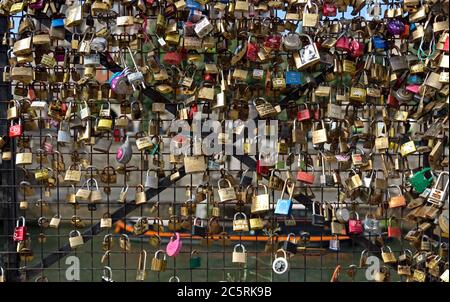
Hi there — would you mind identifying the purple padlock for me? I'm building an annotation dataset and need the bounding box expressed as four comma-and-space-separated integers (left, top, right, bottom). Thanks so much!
387, 19, 405, 36
110, 70, 130, 94
54, 47, 66, 62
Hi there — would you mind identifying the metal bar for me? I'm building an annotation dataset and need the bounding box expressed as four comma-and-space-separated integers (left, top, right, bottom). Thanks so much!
25, 167, 187, 279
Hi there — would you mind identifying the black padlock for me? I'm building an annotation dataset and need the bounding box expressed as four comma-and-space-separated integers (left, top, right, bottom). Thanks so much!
88, 203, 97, 211
239, 169, 253, 188
281, 233, 297, 254
311, 201, 325, 227
192, 218, 207, 237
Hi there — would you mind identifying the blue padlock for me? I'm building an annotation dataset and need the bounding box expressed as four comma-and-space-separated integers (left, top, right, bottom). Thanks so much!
274, 179, 294, 216
372, 36, 388, 50
285, 71, 302, 85
186, 0, 202, 10
51, 19, 65, 28
407, 75, 423, 85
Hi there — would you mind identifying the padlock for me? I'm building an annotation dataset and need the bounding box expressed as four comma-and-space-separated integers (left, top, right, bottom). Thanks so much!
251, 184, 270, 214
145, 169, 159, 189
101, 266, 114, 282
275, 179, 294, 216
296, 164, 315, 184
232, 244, 247, 264
296, 34, 321, 69
364, 213, 381, 235
311, 201, 325, 227
119, 234, 131, 252
135, 185, 147, 205
166, 232, 183, 257
192, 218, 207, 237
217, 179, 236, 202
421, 235, 431, 251
233, 212, 249, 232
135, 250, 148, 281
374, 266, 390, 282
190, 250, 201, 269
69, 230, 84, 249
329, 235, 340, 251
428, 171, 449, 205
9, 118, 23, 138
272, 249, 289, 275
388, 185, 406, 208
348, 211, 363, 234
282, 233, 298, 254
381, 245, 397, 264
100, 213, 112, 229
312, 120, 327, 145
386, 216, 401, 239
13, 216, 26, 242
88, 178, 103, 203
150, 250, 167, 272
49, 215, 61, 229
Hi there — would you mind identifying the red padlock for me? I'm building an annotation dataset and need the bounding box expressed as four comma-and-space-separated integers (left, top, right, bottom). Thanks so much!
312, 104, 321, 120
400, 24, 410, 39
9, 119, 23, 138
296, 171, 315, 184
113, 128, 121, 142
263, 34, 282, 50
387, 217, 402, 239
189, 103, 198, 119
349, 39, 364, 57
387, 94, 399, 108
13, 216, 27, 242
444, 35, 449, 52
246, 37, 259, 62
322, 2, 337, 16
348, 212, 363, 234
163, 51, 182, 65
297, 104, 311, 121
256, 153, 271, 176
28, 87, 36, 101
335, 36, 351, 52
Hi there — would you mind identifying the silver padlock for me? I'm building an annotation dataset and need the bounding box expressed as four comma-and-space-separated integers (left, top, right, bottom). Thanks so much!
329, 235, 340, 251
145, 169, 159, 189
126, 47, 146, 91
194, 17, 213, 38
272, 249, 289, 275
428, 171, 449, 206
57, 121, 71, 144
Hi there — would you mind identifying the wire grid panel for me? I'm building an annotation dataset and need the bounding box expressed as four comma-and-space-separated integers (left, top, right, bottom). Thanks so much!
0, 1, 449, 282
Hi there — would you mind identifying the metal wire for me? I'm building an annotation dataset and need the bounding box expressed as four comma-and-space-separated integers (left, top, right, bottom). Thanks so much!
1, 1, 448, 282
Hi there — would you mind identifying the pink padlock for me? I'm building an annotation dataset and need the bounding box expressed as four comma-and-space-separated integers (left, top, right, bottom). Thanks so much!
43, 134, 54, 154
166, 232, 182, 257
348, 212, 363, 235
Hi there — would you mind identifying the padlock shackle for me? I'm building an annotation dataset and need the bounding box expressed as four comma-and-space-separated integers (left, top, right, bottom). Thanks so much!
275, 248, 288, 258
169, 276, 180, 282
233, 212, 247, 220
16, 216, 26, 227
69, 230, 82, 237
381, 245, 393, 253
286, 232, 296, 243
103, 266, 113, 280
434, 171, 449, 191
233, 243, 246, 253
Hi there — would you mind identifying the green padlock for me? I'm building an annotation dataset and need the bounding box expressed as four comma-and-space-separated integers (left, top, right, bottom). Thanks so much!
409, 167, 433, 194
276, 160, 286, 170
189, 250, 201, 269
